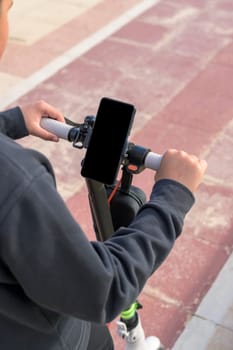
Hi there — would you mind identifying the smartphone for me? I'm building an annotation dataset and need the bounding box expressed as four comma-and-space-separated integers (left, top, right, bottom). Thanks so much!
81, 97, 136, 184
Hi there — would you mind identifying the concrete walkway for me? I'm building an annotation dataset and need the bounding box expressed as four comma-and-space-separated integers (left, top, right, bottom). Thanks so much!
1, 1, 233, 349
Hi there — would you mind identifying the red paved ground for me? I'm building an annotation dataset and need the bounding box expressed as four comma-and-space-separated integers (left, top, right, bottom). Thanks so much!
6, 0, 233, 349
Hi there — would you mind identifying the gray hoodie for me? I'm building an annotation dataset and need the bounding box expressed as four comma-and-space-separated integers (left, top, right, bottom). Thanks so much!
0, 107, 194, 349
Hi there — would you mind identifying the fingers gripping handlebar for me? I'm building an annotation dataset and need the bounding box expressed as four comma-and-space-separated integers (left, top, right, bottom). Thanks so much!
40, 118, 163, 171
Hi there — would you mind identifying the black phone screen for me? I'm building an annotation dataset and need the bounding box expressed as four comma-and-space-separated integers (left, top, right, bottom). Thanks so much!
81, 97, 136, 184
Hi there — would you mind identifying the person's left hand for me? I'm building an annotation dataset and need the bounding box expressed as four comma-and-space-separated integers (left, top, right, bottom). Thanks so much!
20, 100, 65, 142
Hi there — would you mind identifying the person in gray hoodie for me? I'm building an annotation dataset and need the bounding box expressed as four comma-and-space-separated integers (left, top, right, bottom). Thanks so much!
0, 1, 207, 349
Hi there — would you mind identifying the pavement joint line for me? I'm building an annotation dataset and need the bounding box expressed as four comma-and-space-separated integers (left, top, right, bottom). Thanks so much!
204, 175, 233, 188
0, 0, 161, 109
143, 284, 182, 306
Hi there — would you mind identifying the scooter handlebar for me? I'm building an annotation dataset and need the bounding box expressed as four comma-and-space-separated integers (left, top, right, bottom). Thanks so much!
40, 118, 73, 140
144, 152, 163, 171
40, 118, 163, 170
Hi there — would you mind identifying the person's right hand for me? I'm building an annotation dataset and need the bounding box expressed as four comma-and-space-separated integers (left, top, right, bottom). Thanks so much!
154, 149, 208, 193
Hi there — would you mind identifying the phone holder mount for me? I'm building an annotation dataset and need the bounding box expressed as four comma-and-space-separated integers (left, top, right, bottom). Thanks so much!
65, 115, 95, 149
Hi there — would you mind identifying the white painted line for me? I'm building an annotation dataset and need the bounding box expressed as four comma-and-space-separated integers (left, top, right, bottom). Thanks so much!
0, 0, 161, 109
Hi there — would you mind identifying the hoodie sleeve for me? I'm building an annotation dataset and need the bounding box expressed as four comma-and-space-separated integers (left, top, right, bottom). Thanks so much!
0, 107, 28, 139
0, 151, 194, 324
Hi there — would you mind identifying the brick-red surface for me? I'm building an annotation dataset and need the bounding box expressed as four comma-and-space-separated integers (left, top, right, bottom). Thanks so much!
12, 1, 233, 349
